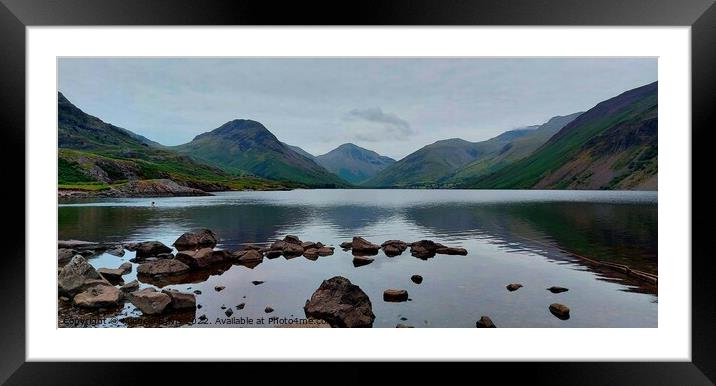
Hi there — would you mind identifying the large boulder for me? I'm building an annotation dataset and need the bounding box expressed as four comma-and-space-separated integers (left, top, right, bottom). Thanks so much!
73, 284, 121, 308
58, 255, 102, 295
351, 237, 380, 254
409, 240, 446, 259
173, 229, 218, 251
129, 288, 172, 315
161, 289, 197, 310
137, 259, 190, 276
120, 280, 140, 293
303, 276, 375, 328
352, 255, 374, 267
135, 241, 173, 258
97, 267, 126, 284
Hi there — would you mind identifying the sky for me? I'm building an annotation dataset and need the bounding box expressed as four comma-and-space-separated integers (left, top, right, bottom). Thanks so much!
58, 58, 656, 160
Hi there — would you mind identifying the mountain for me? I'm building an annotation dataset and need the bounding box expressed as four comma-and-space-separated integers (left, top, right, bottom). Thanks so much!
57, 92, 291, 192
364, 113, 580, 188
445, 113, 582, 184
174, 119, 347, 187
462, 81, 657, 190
283, 143, 315, 160
314, 143, 396, 184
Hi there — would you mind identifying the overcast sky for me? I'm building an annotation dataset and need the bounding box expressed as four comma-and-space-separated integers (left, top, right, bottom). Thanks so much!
58, 58, 656, 160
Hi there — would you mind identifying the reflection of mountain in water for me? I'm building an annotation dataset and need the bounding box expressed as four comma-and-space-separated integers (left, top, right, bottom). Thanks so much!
310, 205, 394, 235
403, 202, 657, 291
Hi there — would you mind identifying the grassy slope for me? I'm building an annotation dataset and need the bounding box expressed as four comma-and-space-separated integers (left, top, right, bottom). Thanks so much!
58, 93, 298, 191
314, 143, 396, 184
463, 82, 657, 189
446, 114, 582, 185
174, 120, 348, 188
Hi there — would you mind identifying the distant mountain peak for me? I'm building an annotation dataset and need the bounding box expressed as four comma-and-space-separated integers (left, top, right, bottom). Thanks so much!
315, 143, 396, 184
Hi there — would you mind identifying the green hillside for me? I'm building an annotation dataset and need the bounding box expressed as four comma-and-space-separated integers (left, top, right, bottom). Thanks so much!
315, 143, 396, 184
462, 82, 658, 190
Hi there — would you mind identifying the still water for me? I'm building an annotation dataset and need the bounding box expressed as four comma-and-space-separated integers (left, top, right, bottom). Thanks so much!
58, 189, 658, 328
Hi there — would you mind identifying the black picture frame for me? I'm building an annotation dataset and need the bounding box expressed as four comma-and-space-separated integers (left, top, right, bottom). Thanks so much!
1, 0, 714, 383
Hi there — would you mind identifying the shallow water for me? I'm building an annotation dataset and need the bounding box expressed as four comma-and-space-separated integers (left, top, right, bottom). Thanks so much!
58, 189, 657, 328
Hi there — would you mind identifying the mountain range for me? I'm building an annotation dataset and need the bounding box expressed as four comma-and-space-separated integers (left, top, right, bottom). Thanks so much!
57, 81, 657, 195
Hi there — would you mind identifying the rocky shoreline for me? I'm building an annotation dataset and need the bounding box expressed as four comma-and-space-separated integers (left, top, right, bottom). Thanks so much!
58, 229, 655, 328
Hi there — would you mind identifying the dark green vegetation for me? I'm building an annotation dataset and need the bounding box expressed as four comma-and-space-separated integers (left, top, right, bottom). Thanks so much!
364, 114, 580, 188
58, 93, 300, 192
174, 120, 347, 187
314, 143, 396, 184
463, 81, 658, 190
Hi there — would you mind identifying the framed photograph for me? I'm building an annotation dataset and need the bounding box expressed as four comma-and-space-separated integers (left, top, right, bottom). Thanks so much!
3, 0, 714, 382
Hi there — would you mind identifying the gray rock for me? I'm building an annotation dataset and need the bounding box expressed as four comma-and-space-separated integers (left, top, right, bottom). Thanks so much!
549, 303, 571, 320
304, 276, 375, 328
547, 286, 569, 293
57, 248, 77, 264
411, 275, 423, 284
351, 237, 380, 254
435, 247, 468, 255
506, 283, 523, 292
120, 280, 140, 293
135, 241, 172, 258
58, 255, 102, 295
161, 289, 197, 310
264, 306, 274, 313
214, 285, 225, 292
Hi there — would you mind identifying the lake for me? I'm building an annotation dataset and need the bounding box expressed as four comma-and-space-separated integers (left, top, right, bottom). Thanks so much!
58, 189, 658, 328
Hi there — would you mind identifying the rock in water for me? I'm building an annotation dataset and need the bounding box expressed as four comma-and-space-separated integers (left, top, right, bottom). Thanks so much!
252, 280, 264, 286
549, 303, 571, 320
136, 259, 190, 276
283, 235, 302, 245
506, 283, 523, 292
118, 262, 132, 274
58, 248, 78, 264
383, 289, 409, 302
129, 288, 172, 315
265, 306, 274, 313
340, 241, 352, 249
58, 255, 102, 295
304, 276, 375, 328
236, 303, 245, 310
411, 275, 423, 284
73, 284, 121, 308
120, 280, 140, 293
135, 241, 173, 258
225, 308, 234, 317
351, 237, 380, 254
161, 289, 197, 310
317, 247, 334, 256
396, 324, 414, 328
435, 247, 468, 255
214, 285, 225, 292
547, 286, 569, 293
173, 229, 218, 250
409, 240, 446, 259
381, 240, 408, 257
476, 316, 496, 328
233, 249, 264, 264
106, 246, 125, 257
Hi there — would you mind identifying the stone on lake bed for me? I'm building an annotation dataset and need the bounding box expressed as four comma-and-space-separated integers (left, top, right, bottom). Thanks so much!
383, 289, 409, 302
396, 323, 414, 328
476, 316, 496, 328
137, 259, 190, 276
547, 286, 569, 293
193, 290, 202, 295
73, 284, 121, 308
506, 283, 523, 292
252, 281, 264, 285
549, 303, 571, 320
304, 276, 375, 328
214, 285, 225, 292
129, 288, 172, 315
411, 275, 423, 284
